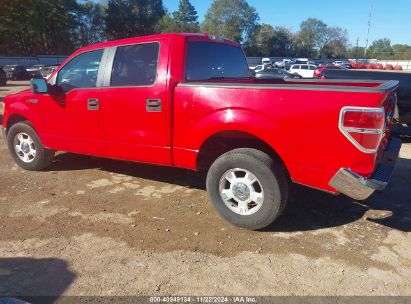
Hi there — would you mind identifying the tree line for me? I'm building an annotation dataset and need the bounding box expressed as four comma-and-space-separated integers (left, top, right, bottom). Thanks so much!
0, 0, 410, 60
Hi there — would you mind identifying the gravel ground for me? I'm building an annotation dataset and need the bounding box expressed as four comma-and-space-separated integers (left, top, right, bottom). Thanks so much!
0, 81, 410, 297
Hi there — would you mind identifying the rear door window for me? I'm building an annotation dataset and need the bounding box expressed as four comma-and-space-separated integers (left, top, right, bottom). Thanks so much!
110, 43, 159, 87
301, 65, 308, 70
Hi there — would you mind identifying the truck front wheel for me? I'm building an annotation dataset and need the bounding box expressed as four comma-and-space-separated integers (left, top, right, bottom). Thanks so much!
6, 122, 55, 171
206, 148, 289, 230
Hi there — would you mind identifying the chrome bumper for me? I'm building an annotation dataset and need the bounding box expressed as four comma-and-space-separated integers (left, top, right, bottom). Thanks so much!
329, 138, 402, 200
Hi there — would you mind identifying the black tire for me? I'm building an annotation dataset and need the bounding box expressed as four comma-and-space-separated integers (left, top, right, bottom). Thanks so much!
6, 121, 55, 171
206, 148, 289, 230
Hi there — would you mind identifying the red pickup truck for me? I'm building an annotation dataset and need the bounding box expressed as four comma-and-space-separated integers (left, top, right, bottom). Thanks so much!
1, 33, 401, 230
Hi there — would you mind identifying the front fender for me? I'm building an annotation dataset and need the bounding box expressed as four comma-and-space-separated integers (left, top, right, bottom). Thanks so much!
2, 90, 38, 134
4, 101, 33, 128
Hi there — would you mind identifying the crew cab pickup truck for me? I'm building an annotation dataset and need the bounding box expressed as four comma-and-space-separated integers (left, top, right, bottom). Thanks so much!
1, 33, 401, 230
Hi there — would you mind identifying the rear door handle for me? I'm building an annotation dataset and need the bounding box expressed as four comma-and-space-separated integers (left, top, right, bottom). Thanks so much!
87, 98, 99, 110
146, 99, 162, 112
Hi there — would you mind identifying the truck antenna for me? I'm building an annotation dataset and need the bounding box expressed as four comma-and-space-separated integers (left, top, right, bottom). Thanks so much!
364, 6, 372, 57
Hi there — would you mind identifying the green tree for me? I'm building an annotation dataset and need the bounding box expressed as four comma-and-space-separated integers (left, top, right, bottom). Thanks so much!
392, 44, 411, 60
319, 27, 349, 58
76, 1, 107, 47
269, 26, 294, 57
348, 46, 366, 59
248, 23, 274, 56
201, 0, 259, 44
246, 24, 293, 56
173, 0, 198, 25
367, 38, 393, 59
157, 14, 180, 33
294, 18, 327, 57
159, 0, 199, 33
105, 0, 165, 39
0, 0, 79, 56
292, 18, 349, 58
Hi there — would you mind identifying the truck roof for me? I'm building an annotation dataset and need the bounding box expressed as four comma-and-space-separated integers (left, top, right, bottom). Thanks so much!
73, 33, 240, 56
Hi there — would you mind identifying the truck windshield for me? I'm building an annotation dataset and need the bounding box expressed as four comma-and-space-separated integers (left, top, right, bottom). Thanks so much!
185, 42, 249, 81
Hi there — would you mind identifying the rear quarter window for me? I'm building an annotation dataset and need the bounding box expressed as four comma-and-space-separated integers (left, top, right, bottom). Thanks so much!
185, 42, 249, 81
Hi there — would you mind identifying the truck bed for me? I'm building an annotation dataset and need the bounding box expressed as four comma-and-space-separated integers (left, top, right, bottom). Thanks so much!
181, 78, 398, 92
173, 78, 398, 192
321, 69, 411, 123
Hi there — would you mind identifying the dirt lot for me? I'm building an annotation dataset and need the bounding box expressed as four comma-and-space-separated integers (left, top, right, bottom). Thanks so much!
0, 81, 410, 296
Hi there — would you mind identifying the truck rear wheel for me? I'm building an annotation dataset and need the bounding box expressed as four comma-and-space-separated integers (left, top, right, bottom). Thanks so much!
206, 148, 289, 230
6, 122, 55, 171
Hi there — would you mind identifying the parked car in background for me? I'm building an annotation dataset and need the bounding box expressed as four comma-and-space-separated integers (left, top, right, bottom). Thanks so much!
288, 64, 317, 78
311, 60, 325, 66
313, 64, 344, 78
293, 60, 308, 65
26, 64, 46, 77
41, 65, 59, 78
261, 57, 271, 65
284, 61, 294, 70
255, 68, 302, 79
253, 65, 266, 73
333, 60, 351, 69
274, 59, 292, 69
0, 67, 7, 86
2, 65, 30, 80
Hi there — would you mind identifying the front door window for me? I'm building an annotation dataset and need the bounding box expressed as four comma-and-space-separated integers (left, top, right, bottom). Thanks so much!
57, 49, 104, 93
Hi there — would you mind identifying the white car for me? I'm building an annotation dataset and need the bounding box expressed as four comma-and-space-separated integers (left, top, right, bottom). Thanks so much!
253, 65, 266, 73
288, 64, 317, 78
274, 59, 292, 68
261, 58, 271, 65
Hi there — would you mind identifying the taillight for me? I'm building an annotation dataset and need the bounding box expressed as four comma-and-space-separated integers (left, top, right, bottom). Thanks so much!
339, 107, 385, 153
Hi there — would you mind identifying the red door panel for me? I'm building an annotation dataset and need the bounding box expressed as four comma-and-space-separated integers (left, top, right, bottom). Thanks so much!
38, 89, 105, 156
36, 48, 106, 156
100, 40, 171, 165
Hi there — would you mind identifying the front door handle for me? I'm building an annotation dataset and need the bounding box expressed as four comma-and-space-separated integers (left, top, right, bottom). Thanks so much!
87, 98, 99, 110
146, 99, 162, 112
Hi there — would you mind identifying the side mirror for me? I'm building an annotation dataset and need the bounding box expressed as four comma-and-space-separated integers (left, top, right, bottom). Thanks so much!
30, 78, 48, 94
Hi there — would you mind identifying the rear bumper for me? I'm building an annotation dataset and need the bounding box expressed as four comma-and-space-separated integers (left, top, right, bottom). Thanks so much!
328, 138, 402, 200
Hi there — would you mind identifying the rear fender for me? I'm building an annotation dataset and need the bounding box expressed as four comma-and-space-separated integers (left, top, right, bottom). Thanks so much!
195, 108, 280, 148
173, 108, 284, 169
